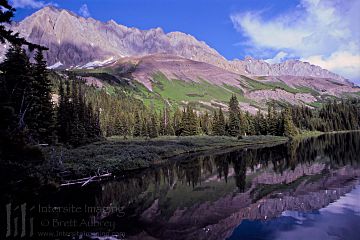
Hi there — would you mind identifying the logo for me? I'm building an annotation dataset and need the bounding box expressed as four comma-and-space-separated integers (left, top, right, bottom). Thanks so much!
5, 203, 34, 238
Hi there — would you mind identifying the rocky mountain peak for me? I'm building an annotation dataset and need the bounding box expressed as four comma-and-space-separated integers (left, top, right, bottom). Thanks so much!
0, 6, 352, 86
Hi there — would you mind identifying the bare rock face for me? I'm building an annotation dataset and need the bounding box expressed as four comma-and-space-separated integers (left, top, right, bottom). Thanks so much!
246, 89, 318, 105
1, 6, 354, 89
237, 56, 349, 85
4, 6, 226, 69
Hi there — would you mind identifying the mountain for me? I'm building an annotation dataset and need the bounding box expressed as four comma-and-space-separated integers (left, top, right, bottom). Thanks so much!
1, 6, 359, 110
2, 7, 349, 81
5, 6, 226, 69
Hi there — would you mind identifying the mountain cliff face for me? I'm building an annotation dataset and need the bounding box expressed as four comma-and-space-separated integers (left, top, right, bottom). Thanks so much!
238, 56, 348, 84
5, 6, 226, 69
1, 6, 359, 109
1, 6, 350, 85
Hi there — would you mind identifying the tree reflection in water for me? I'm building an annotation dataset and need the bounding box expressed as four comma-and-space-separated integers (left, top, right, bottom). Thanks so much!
3, 132, 360, 240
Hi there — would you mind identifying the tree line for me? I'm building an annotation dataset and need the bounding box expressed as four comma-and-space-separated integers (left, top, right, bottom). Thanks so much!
92, 92, 359, 140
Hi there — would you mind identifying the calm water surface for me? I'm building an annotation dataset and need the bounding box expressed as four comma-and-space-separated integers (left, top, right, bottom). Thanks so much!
2, 132, 360, 240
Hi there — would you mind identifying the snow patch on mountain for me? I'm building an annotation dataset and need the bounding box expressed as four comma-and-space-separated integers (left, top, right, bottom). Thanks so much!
80, 57, 116, 69
47, 61, 63, 69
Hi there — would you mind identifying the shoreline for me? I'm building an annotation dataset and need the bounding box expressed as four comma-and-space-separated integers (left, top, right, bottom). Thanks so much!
49, 135, 288, 180
42, 130, 360, 184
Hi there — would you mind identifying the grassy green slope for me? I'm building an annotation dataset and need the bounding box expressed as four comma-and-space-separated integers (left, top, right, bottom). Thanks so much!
68, 66, 357, 112
149, 72, 253, 111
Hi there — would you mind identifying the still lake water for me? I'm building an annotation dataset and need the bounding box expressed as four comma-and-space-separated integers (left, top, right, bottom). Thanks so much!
2, 132, 360, 239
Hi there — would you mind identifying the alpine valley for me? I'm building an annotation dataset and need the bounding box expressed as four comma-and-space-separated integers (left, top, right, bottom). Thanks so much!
1, 2, 360, 240
2, 6, 359, 112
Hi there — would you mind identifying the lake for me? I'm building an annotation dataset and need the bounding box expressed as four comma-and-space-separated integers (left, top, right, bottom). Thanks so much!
2, 132, 360, 239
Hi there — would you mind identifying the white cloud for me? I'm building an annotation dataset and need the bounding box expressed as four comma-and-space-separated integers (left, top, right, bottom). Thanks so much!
10, 0, 57, 9
79, 4, 90, 18
11, 0, 45, 8
303, 51, 360, 81
265, 51, 288, 64
231, 0, 360, 82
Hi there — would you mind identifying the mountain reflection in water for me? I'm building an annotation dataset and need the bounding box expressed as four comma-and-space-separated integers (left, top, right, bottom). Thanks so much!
3, 132, 360, 240
228, 185, 360, 240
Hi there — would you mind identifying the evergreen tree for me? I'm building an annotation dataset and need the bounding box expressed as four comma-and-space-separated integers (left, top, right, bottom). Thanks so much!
27, 50, 54, 143
142, 117, 149, 138
217, 108, 226, 135
149, 114, 158, 138
56, 78, 102, 146
173, 108, 183, 136
0, 0, 49, 165
164, 107, 175, 136
212, 108, 226, 136
200, 111, 211, 135
245, 112, 255, 135
239, 110, 248, 135
254, 109, 267, 135
56, 80, 67, 142
267, 104, 277, 135
228, 95, 240, 136
187, 105, 198, 135
283, 108, 298, 137
0, 46, 34, 131
158, 111, 165, 136
133, 112, 142, 137
212, 110, 218, 135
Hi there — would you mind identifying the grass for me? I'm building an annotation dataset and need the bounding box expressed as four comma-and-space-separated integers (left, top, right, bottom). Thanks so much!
146, 72, 257, 111
307, 101, 323, 108
241, 77, 308, 94
293, 130, 324, 140
239, 75, 322, 97
293, 130, 360, 140
295, 86, 320, 96
152, 72, 236, 102
48, 135, 287, 178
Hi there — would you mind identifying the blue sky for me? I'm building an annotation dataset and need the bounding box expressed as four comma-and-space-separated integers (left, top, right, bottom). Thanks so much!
9, 0, 360, 83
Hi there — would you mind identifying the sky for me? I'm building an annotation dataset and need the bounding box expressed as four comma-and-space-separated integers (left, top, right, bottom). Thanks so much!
9, 0, 360, 84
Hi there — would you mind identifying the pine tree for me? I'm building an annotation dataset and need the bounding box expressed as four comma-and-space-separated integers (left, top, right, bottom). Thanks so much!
56, 78, 102, 146
228, 95, 240, 136
267, 104, 278, 135
158, 111, 165, 136
164, 109, 175, 136
27, 50, 54, 143
0, 46, 34, 131
217, 108, 226, 135
239, 110, 248, 135
212, 110, 218, 135
0, 0, 48, 164
149, 114, 158, 138
254, 109, 267, 135
133, 111, 142, 137
187, 105, 198, 135
142, 117, 149, 138
245, 112, 255, 135
173, 108, 182, 136
56, 80, 67, 143
201, 111, 211, 135
283, 108, 298, 137
212, 108, 225, 136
